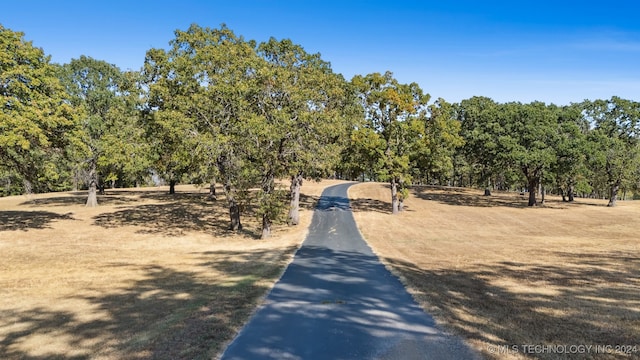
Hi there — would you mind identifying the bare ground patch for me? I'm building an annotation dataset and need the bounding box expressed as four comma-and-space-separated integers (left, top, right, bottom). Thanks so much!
349, 183, 640, 360
0, 180, 343, 359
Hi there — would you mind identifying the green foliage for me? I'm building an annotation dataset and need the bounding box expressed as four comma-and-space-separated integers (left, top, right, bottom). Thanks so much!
5, 21, 640, 219
411, 98, 464, 184
142, 25, 354, 235
458, 98, 559, 205
254, 37, 354, 181
340, 126, 385, 180
499, 102, 559, 205
551, 104, 590, 199
58, 56, 150, 202
500, 102, 557, 170
252, 37, 355, 233
351, 71, 430, 212
0, 25, 76, 191
457, 96, 503, 188
143, 24, 260, 190
255, 188, 289, 224
583, 97, 640, 205
398, 187, 410, 202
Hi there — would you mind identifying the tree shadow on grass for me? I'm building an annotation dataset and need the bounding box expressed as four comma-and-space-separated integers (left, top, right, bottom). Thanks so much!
195, 246, 300, 279
382, 250, 640, 360
137, 191, 207, 203
0, 247, 292, 360
298, 194, 320, 211
0, 211, 74, 231
411, 186, 604, 209
349, 197, 394, 214
20, 194, 141, 207
413, 186, 530, 209
18, 188, 207, 208
93, 198, 260, 239
348, 184, 414, 214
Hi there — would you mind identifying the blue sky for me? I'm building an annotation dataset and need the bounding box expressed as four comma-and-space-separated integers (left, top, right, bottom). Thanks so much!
2, 0, 639, 105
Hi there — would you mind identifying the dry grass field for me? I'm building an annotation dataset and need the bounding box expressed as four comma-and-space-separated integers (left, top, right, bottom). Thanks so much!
0, 180, 343, 360
349, 183, 640, 360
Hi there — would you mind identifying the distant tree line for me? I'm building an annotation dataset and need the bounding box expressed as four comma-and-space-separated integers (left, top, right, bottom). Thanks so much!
2, 24, 639, 237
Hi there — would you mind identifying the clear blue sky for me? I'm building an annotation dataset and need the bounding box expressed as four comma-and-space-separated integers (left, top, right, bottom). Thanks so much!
3, 0, 639, 105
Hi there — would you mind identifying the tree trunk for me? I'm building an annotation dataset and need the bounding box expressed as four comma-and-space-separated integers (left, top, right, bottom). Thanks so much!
261, 171, 275, 239
398, 179, 405, 212
169, 180, 176, 194
608, 180, 620, 207
86, 165, 98, 207
537, 182, 542, 198
86, 181, 98, 207
73, 169, 79, 191
527, 176, 539, 207
22, 179, 35, 204
23, 179, 33, 196
287, 173, 303, 225
391, 177, 399, 214
568, 184, 575, 202
208, 179, 217, 200
217, 156, 242, 231
224, 183, 242, 231
262, 214, 272, 239
540, 185, 546, 205
560, 188, 567, 202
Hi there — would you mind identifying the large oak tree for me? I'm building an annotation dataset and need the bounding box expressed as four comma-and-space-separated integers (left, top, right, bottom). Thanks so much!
143, 24, 262, 230
583, 97, 640, 207
253, 38, 353, 235
1, 25, 75, 193
58, 56, 140, 206
352, 72, 430, 214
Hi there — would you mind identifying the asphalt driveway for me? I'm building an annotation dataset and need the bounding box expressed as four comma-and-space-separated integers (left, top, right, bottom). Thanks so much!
220, 183, 479, 359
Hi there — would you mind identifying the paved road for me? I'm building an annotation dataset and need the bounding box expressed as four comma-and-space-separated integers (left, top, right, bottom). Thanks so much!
220, 183, 479, 360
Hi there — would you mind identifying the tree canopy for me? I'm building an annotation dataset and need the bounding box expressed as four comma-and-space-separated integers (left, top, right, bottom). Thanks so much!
141, 24, 355, 237
58, 56, 149, 206
352, 71, 430, 214
1, 25, 75, 194
3, 22, 640, 234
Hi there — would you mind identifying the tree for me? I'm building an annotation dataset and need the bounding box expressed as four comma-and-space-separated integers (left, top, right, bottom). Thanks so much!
142, 47, 201, 196
457, 96, 503, 195
143, 24, 261, 230
59, 56, 135, 206
339, 125, 384, 181
552, 104, 589, 202
99, 70, 153, 189
583, 97, 640, 207
500, 102, 558, 206
352, 72, 430, 214
253, 38, 354, 235
1, 25, 75, 193
411, 98, 464, 185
